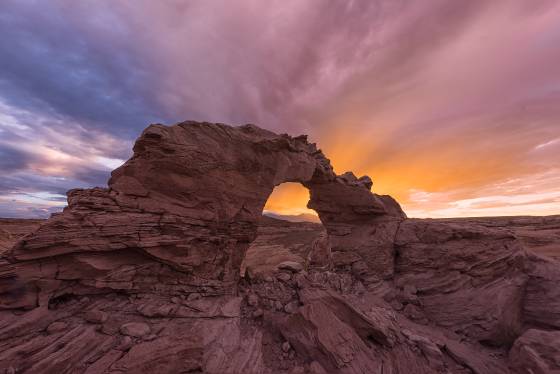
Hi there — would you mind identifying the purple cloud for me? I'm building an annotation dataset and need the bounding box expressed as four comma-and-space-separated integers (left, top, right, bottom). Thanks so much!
0, 0, 559, 218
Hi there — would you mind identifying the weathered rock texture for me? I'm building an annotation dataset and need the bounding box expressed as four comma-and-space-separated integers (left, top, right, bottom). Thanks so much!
0, 219, 43, 253
0, 121, 559, 373
432, 216, 560, 261
240, 216, 324, 278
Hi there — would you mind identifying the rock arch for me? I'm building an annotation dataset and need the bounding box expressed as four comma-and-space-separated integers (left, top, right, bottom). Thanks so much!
2, 121, 404, 309
2, 122, 560, 373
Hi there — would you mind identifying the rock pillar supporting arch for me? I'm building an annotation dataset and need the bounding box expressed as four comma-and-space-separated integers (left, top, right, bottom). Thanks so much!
1, 121, 405, 310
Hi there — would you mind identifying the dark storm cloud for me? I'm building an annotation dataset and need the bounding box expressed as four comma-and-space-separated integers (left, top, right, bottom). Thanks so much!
0, 0, 168, 137
0, 144, 34, 172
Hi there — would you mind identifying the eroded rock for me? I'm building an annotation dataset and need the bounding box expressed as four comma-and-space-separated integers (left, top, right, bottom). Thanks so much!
120, 322, 151, 338
509, 329, 560, 373
84, 310, 108, 324
278, 261, 304, 273
0, 121, 558, 373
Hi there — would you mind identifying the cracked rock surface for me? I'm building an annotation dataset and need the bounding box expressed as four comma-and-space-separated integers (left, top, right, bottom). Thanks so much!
0, 121, 559, 373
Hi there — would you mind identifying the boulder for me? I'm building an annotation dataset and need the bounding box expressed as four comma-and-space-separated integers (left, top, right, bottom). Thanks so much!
84, 310, 108, 324
120, 322, 151, 338
278, 261, 304, 273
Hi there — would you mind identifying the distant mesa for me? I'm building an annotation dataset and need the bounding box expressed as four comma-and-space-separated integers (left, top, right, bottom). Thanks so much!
0, 121, 559, 373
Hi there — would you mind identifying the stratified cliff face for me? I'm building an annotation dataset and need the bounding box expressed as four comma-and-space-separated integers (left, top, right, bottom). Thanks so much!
0, 121, 559, 374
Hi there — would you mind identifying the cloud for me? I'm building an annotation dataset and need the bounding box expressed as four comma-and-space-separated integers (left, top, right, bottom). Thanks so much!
0, 144, 34, 172
0, 97, 124, 217
0, 0, 559, 218
0, 0, 168, 136
0, 198, 64, 219
405, 169, 560, 217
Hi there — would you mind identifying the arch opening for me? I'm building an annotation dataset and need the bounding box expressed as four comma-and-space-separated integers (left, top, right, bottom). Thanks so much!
240, 182, 329, 279
263, 182, 319, 223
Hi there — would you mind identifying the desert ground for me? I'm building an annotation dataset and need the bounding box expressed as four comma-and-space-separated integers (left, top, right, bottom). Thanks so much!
4, 214, 559, 264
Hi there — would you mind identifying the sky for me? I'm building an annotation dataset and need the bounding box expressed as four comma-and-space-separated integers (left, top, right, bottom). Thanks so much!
0, 0, 559, 219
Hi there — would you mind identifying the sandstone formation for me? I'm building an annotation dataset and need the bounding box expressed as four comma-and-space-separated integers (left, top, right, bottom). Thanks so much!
435, 215, 560, 260
0, 219, 43, 253
0, 121, 559, 373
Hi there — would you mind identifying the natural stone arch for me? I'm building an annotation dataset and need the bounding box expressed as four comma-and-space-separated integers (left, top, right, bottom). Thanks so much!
107, 121, 405, 282
3, 121, 405, 310
4, 121, 555, 373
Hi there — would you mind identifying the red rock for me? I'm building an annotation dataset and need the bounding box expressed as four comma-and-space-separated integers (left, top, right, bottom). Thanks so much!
0, 219, 43, 254
252, 308, 264, 318
120, 322, 151, 338
0, 121, 559, 373
46, 321, 68, 334
110, 336, 202, 373
278, 261, 304, 273
290, 366, 305, 374
247, 293, 259, 307
309, 360, 328, 374
84, 310, 108, 324
509, 329, 560, 373
284, 300, 299, 314
276, 272, 292, 282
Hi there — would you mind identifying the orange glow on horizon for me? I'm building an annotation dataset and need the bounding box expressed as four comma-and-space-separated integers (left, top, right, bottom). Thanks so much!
265, 124, 560, 218
263, 183, 317, 217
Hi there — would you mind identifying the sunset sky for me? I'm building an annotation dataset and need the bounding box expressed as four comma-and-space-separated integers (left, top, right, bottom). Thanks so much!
0, 1, 559, 218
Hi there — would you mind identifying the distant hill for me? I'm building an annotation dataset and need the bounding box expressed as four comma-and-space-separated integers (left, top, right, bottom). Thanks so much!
262, 211, 321, 223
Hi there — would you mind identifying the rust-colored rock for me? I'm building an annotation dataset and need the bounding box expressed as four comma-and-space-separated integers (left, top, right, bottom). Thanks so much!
0, 218, 43, 254
0, 121, 559, 373
509, 329, 560, 373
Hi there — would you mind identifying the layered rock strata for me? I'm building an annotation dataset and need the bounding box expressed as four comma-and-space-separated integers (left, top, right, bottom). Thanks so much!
0, 121, 559, 373
0, 219, 43, 253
